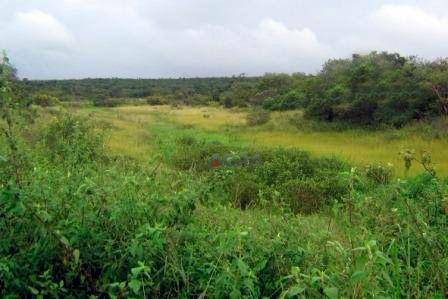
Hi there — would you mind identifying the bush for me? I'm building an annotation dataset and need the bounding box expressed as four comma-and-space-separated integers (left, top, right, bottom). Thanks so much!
171, 138, 230, 171
246, 110, 271, 126
41, 114, 104, 164
92, 96, 120, 107
262, 90, 308, 111
32, 93, 60, 107
203, 147, 350, 214
365, 163, 394, 184
146, 97, 164, 105
223, 170, 262, 209
284, 179, 327, 214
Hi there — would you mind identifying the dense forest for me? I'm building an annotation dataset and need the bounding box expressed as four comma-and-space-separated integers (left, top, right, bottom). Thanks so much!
22, 51, 448, 127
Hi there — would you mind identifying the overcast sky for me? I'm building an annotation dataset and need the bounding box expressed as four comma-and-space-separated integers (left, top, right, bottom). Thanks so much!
1, 0, 448, 79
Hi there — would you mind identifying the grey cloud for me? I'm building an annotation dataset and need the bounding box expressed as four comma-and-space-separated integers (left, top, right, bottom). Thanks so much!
1, 0, 448, 79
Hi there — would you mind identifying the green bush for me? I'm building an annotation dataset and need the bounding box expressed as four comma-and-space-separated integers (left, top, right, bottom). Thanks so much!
203, 148, 350, 213
365, 163, 394, 184
32, 93, 60, 107
283, 179, 326, 214
170, 137, 230, 171
41, 114, 104, 164
262, 90, 308, 110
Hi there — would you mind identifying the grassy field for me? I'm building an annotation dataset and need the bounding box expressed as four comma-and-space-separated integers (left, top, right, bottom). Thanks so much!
81, 105, 448, 177
4, 104, 447, 297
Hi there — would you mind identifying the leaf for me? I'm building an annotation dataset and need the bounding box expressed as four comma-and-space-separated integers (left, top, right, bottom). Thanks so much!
375, 251, 392, 264
60, 236, 70, 248
324, 287, 339, 299
254, 259, 268, 272
288, 286, 305, 297
28, 286, 39, 295
73, 249, 80, 265
382, 271, 394, 287
128, 279, 141, 294
230, 289, 241, 299
350, 270, 367, 283
131, 266, 142, 276
236, 259, 249, 276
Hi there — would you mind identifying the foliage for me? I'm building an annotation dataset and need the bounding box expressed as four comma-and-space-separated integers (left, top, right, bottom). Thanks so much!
304, 52, 439, 127
32, 93, 60, 107
246, 109, 271, 126
263, 90, 308, 110
2, 52, 448, 298
365, 163, 394, 184
18, 50, 448, 126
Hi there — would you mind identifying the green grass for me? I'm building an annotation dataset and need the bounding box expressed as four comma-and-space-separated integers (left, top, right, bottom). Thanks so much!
82, 105, 448, 177
2, 104, 447, 297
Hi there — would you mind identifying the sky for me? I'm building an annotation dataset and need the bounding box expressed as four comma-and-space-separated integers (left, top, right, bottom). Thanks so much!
1, 0, 448, 79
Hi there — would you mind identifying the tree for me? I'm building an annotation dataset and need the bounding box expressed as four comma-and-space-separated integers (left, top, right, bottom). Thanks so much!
425, 59, 448, 117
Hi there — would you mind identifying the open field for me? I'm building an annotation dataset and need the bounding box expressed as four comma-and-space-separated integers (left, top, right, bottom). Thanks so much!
3, 103, 447, 297
4, 5, 448, 296
82, 105, 448, 177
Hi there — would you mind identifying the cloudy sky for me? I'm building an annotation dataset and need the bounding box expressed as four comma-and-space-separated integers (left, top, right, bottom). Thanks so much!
1, 0, 448, 79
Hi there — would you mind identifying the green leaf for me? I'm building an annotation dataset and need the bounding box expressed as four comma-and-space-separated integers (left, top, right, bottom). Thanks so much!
288, 286, 305, 297
254, 259, 268, 272
236, 259, 249, 276
128, 279, 141, 294
375, 251, 392, 264
230, 289, 241, 299
28, 286, 39, 295
73, 249, 80, 265
324, 287, 338, 299
350, 270, 367, 283
60, 236, 70, 248
131, 267, 141, 276
382, 271, 394, 287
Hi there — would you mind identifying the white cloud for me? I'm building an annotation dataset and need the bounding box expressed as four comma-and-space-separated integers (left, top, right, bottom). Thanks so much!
2, 1, 448, 78
369, 4, 448, 56
169, 19, 329, 75
2, 10, 75, 51
372, 4, 448, 38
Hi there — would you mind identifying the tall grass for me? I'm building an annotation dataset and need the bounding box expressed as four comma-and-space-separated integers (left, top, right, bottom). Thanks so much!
2, 105, 446, 297
121, 105, 448, 176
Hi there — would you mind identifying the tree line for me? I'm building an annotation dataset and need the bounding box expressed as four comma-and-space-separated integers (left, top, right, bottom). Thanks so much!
16, 51, 448, 127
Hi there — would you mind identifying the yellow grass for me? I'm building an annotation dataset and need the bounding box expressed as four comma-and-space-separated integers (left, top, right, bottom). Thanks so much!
79, 107, 157, 160
78, 105, 448, 176
163, 106, 246, 129
156, 106, 448, 176
241, 130, 448, 176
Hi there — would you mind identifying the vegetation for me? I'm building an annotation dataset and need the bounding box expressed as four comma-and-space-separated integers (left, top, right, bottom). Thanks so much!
20, 51, 448, 128
246, 110, 271, 126
2, 52, 448, 298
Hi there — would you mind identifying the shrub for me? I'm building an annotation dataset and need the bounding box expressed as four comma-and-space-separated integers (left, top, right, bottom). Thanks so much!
262, 90, 308, 111
203, 147, 350, 214
32, 93, 60, 107
365, 163, 394, 184
146, 97, 164, 105
227, 170, 262, 209
246, 110, 271, 126
41, 114, 104, 164
171, 138, 230, 171
283, 179, 327, 214
92, 97, 148, 107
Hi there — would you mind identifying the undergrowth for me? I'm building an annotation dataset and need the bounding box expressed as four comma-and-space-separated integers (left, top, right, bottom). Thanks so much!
1, 103, 447, 297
